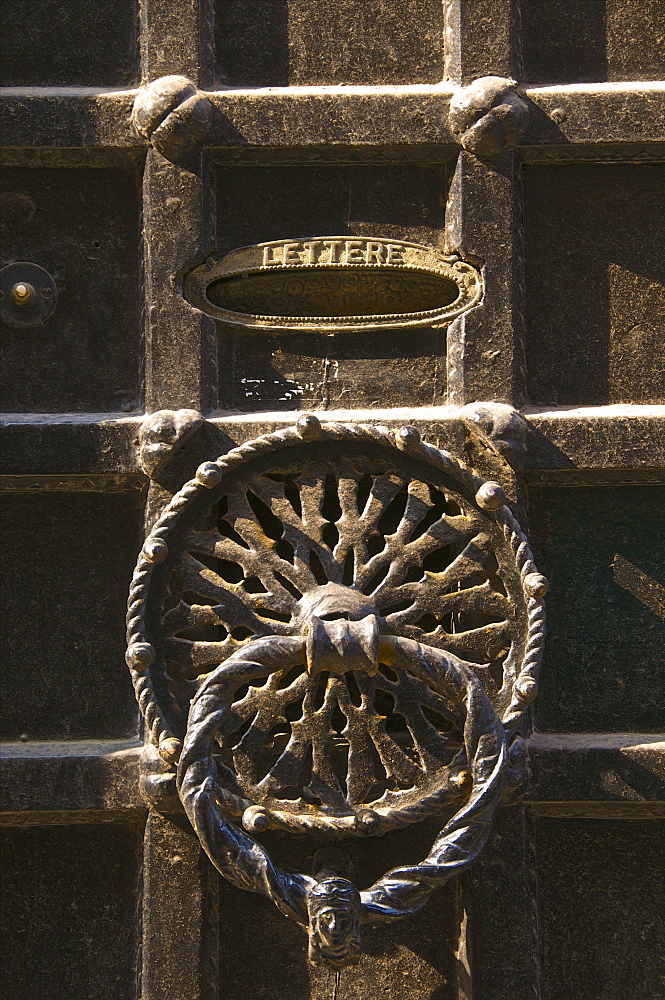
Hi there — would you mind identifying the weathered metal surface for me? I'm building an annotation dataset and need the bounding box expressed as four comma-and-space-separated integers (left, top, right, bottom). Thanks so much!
523, 162, 665, 407
1, 0, 138, 88
445, 150, 527, 406
527, 733, 665, 811
1, 489, 142, 741
534, 818, 665, 1000
459, 402, 529, 470
2, 0, 664, 994
4, 736, 662, 820
215, 0, 446, 87
0, 166, 142, 414
3, 407, 664, 478
142, 148, 217, 415
2, 85, 664, 156
520, 2, 665, 85
529, 483, 665, 733
1, 823, 142, 998
126, 417, 546, 967
0, 740, 144, 821
138, 408, 204, 477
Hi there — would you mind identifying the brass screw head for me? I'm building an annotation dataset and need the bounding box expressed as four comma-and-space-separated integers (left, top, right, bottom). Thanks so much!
449, 769, 471, 790
475, 481, 506, 511
11, 281, 35, 306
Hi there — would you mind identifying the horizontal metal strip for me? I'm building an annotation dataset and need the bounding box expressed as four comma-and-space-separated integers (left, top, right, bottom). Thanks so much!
526, 732, 665, 808
209, 406, 665, 474
0, 809, 146, 827
0, 737, 142, 757
1, 84, 663, 154
0, 89, 140, 152
1, 407, 664, 480
0, 414, 143, 479
0, 740, 144, 816
1, 734, 662, 817
529, 802, 665, 819
0, 473, 147, 492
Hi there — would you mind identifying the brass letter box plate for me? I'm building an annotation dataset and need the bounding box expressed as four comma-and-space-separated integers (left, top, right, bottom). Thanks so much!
184, 238, 482, 333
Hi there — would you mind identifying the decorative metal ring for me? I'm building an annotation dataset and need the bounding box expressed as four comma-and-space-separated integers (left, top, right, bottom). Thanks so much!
176, 633, 506, 967
125, 418, 546, 969
177, 633, 501, 836
126, 420, 545, 763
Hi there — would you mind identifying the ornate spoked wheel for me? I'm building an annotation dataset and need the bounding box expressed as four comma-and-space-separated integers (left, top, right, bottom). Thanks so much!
126, 417, 546, 966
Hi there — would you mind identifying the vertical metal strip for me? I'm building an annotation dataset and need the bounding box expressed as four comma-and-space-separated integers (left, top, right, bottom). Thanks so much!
141, 812, 215, 1000
446, 150, 527, 407
444, 0, 515, 85
142, 150, 217, 413
466, 806, 541, 999
138, 0, 218, 994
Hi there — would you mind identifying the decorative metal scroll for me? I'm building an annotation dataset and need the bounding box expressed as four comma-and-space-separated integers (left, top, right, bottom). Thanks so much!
126, 416, 547, 969
183, 238, 482, 333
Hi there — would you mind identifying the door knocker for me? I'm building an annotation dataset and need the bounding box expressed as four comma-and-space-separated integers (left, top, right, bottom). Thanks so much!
126, 416, 547, 969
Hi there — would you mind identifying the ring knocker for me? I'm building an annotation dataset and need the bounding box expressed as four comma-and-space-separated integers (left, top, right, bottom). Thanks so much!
126, 416, 547, 969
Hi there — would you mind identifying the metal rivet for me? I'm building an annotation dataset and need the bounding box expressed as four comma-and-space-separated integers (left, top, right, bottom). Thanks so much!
143, 538, 168, 564
296, 413, 322, 440
159, 737, 183, 764
524, 572, 549, 597
126, 642, 155, 672
242, 805, 271, 832
449, 769, 471, 790
354, 808, 380, 832
395, 425, 421, 451
515, 677, 538, 703
11, 282, 35, 305
196, 462, 222, 488
475, 481, 506, 511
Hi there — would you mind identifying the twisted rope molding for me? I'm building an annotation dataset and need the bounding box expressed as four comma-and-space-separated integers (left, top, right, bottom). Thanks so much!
126, 417, 546, 762
177, 634, 507, 941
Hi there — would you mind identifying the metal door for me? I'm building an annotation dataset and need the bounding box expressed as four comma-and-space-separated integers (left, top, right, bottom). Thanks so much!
1, 2, 664, 998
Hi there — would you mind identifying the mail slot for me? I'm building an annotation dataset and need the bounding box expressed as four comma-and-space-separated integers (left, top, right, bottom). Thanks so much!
184, 237, 482, 333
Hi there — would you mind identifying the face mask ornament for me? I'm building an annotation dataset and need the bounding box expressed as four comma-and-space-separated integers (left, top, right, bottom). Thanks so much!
127, 415, 547, 970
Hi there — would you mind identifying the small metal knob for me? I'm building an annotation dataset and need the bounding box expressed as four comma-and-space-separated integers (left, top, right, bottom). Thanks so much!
1, 263, 57, 328
475, 481, 506, 511
11, 282, 35, 305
